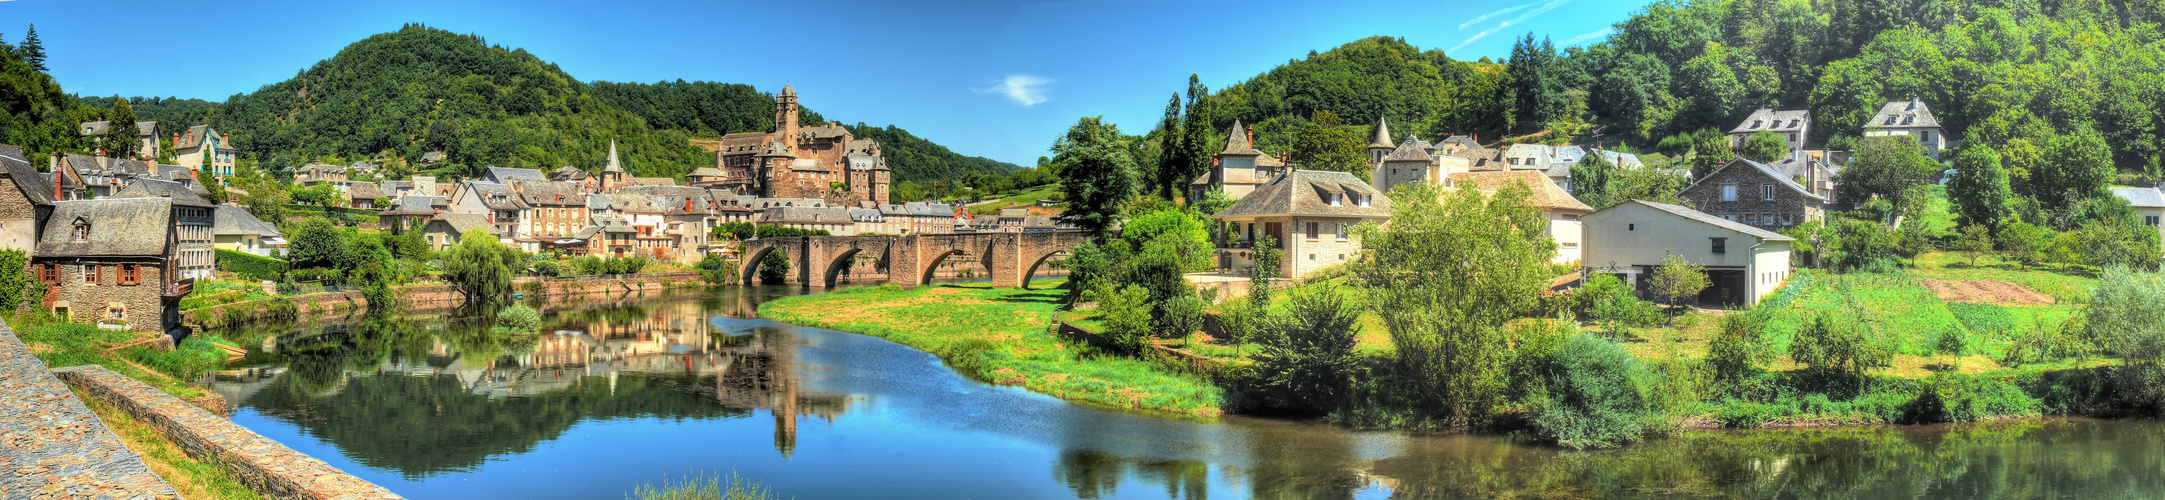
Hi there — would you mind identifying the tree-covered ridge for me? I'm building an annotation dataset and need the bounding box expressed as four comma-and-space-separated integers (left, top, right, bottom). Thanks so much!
72, 95, 220, 140
843, 123, 1019, 181
1190, 36, 1514, 149
588, 79, 825, 136
0, 30, 88, 164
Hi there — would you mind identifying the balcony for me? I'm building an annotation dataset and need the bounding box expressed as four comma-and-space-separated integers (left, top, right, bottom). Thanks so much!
163, 279, 193, 297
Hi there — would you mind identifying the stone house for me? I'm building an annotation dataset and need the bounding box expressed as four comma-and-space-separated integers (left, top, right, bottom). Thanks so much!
1677, 158, 1827, 230
212, 203, 286, 257
0, 145, 58, 253
344, 181, 385, 209
763, 206, 857, 235
1728, 109, 1811, 153
170, 125, 235, 178
1373, 135, 1442, 195
1442, 171, 1593, 265
1583, 200, 1794, 307
78, 120, 159, 158
1863, 97, 1953, 160
111, 179, 216, 281
34, 198, 183, 331
420, 213, 492, 251
419, 151, 447, 165
712, 86, 891, 205
1193, 121, 1288, 202
482, 167, 548, 185
448, 181, 530, 247
1769, 150, 1840, 199
513, 180, 589, 241
292, 163, 348, 188
2113, 186, 2165, 253
1209, 169, 1392, 279
376, 196, 443, 233
1502, 144, 1587, 191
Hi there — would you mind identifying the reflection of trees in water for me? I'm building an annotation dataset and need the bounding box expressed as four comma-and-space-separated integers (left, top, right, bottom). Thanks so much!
247, 370, 746, 479
1369, 421, 2165, 498
1051, 450, 1212, 500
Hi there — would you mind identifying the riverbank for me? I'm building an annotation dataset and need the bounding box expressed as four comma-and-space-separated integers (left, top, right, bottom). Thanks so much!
757, 280, 1227, 417
183, 272, 707, 330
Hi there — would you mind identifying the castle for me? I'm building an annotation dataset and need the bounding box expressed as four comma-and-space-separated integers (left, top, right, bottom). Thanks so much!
708, 86, 891, 206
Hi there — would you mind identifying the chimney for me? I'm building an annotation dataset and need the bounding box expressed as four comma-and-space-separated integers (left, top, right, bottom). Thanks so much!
1247, 129, 1255, 146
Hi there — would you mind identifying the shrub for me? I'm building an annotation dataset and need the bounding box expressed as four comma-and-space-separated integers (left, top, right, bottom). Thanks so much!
1577, 273, 1662, 330
1790, 312, 1896, 379
1905, 373, 2038, 423
1158, 293, 1204, 339
1707, 308, 1778, 383
495, 304, 543, 332
288, 267, 342, 283
1091, 283, 1152, 355
2088, 266, 2165, 362
0, 248, 26, 310
1946, 303, 2019, 340
2001, 314, 2099, 367
757, 252, 789, 284
1244, 288, 1361, 415
1530, 333, 1656, 449
532, 261, 560, 277
126, 336, 233, 382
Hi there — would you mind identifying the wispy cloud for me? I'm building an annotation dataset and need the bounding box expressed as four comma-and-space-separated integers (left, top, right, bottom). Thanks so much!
1559, 27, 1614, 46
1449, 0, 1577, 54
1457, 1, 1539, 30
980, 74, 1051, 107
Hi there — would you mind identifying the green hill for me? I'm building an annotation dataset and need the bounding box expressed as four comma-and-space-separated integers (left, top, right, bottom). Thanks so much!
1184, 36, 1513, 152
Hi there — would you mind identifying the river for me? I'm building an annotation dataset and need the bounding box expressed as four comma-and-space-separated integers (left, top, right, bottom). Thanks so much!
202, 284, 2165, 499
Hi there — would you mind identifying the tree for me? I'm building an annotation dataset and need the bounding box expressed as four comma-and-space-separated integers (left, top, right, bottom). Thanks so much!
1689, 129, 1734, 181
1289, 111, 1369, 181
1352, 182, 1554, 426
0, 248, 28, 310
1119, 206, 1212, 270
1051, 117, 1137, 240
103, 98, 140, 158
1997, 221, 2046, 264
443, 228, 521, 307
287, 217, 349, 270
1175, 75, 1216, 199
1154, 93, 1186, 200
19, 24, 46, 72
1249, 233, 1281, 309
238, 186, 291, 230
2036, 125, 2113, 216
1738, 130, 1787, 163
1792, 312, 1896, 380
1246, 286, 1362, 415
1509, 34, 1568, 127
1835, 137, 1939, 214
1568, 150, 1618, 206
1948, 144, 2013, 229
1954, 224, 1994, 266
1648, 254, 1709, 323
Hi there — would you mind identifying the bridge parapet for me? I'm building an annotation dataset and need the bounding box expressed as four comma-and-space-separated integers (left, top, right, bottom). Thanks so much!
737, 231, 1084, 288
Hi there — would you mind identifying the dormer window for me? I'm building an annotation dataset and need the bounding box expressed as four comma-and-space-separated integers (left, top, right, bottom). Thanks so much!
1330, 193, 1344, 206
71, 218, 89, 243
1750, 120, 1762, 129
1902, 115, 1915, 125
1885, 115, 1897, 125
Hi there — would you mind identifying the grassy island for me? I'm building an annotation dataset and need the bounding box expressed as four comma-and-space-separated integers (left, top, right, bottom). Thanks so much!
758, 280, 1227, 417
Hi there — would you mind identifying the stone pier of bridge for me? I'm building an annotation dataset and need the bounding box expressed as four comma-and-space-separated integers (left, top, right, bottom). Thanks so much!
738, 231, 1085, 288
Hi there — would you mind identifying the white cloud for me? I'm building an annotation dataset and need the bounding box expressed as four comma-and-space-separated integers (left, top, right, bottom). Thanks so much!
1449, 0, 1577, 55
980, 74, 1051, 107
1457, 1, 1538, 30
1559, 27, 1614, 46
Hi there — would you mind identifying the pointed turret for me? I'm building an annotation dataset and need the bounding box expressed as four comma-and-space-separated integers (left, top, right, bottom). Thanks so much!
1369, 117, 1395, 149
604, 140, 625, 173
1219, 120, 1261, 156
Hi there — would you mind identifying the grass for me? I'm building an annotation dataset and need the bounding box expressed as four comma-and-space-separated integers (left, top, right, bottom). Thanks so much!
16, 320, 220, 399
626, 472, 777, 500
179, 279, 275, 310
758, 279, 1227, 417
966, 183, 1063, 215
75, 388, 267, 500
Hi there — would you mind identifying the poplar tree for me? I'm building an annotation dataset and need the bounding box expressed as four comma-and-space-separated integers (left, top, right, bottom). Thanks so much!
1155, 93, 1184, 200
1949, 144, 2013, 230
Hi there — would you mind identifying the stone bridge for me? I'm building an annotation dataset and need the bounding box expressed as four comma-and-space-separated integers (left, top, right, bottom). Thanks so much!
738, 231, 1088, 288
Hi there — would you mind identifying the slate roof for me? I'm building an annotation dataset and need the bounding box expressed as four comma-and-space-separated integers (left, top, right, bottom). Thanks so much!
1624, 200, 1795, 241
550, 165, 590, 181
1681, 158, 1827, 201
789, 158, 825, 171
849, 208, 883, 222
485, 167, 548, 183
1211, 169, 1392, 219
1729, 109, 1811, 134
688, 167, 725, 177
0, 144, 55, 206
380, 196, 442, 216
108, 158, 154, 177
78, 121, 157, 136
603, 140, 625, 172
999, 208, 1030, 219
1865, 97, 1941, 129
1219, 121, 1263, 156
797, 125, 851, 140
420, 151, 446, 163
512, 180, 585, 206
623, 177, 677, 186
718, 132, 769, 153
112, 178, 211, 208
1437, 135, 1480, 149
1369, 118, 1395, 149
1445, 171, 1594, 212
345, 182, 384, 201
213, 204, 280, 237
462, 181, 529, 210
845, 138, 880, 156
428, 213, 492, 235
1382, 135, 1433, 162
766, 206, 851, 223
175, 125, 219, 149
1588, 149, 1643, 169
2113, 186, 2165, 209
601, 193, 665, 214
39, 198, 172, 257
380, 180, 412, 192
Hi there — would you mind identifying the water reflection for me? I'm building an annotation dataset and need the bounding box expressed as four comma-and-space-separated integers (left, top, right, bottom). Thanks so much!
202, 286, 2165, 499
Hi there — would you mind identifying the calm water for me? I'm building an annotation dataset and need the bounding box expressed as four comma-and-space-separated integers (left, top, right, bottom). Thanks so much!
204, 285, 2165, 499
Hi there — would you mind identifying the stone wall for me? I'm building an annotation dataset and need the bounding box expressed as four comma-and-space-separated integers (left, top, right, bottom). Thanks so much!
0, 321, 177, 499
184, 273, 705, 330
56, 365, 402, 500
1678, 162, 1824, 228
43, 261, 166, 332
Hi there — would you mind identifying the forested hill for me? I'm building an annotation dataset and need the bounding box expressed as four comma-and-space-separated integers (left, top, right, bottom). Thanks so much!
589, 80, 1018, 180
1180, 36, 1513, 153
188, 24, 997, 181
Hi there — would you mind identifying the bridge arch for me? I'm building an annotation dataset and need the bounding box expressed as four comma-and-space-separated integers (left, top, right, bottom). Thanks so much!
1019, 249, 1070, 289
822, 247, 889, 288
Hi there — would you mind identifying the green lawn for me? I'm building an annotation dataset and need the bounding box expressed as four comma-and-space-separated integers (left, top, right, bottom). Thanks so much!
758, 280, 1226, 417
967, 183, 1062, 215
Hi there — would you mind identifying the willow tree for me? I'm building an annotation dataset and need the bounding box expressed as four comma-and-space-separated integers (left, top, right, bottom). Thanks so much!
1351, 182, 1554, 426
444, 228, 523, 307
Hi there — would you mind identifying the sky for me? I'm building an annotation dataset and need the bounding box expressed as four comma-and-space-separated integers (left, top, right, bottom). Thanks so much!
0, 0, 1648, 167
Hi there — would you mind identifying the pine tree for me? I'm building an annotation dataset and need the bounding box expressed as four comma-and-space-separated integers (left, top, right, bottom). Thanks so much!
103, 98, 140, 158
19, 25, 45, 72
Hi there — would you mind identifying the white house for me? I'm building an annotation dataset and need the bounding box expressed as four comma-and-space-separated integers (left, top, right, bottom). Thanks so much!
1583, 200, 1794, 307
2112, 186, 2165, 254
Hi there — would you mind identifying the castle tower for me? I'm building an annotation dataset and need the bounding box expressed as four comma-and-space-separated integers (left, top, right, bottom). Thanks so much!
775, 85, 800, 147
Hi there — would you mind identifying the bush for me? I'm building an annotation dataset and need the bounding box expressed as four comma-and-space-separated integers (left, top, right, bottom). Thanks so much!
495, 304, 543, 332
1905, 373, 2038, 423
127, 336, 233, 382
532, 260, 560, 277
1946, 303, 2019, 340
1576, 273, 1662, 330
288, 267, 342, 283
1790, 312, 1896, 379
1243, 288, 1361, 415
216, 249, 290, 282
1707, 308, 1777, 383
1530, 333, 1657, 449
1091, 283, 1152, 355
1158, 293, 1204, 339
2088, 266, 2165, 362
757, 252, 789, 284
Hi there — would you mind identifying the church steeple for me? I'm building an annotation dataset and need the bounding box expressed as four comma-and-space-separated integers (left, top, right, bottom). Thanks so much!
1368, 117, 1396, 163
601, 139, 625, 190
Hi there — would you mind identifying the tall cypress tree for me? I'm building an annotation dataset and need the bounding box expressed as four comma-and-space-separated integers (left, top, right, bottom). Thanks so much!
1178, 75, 1213, 201
19, 25, 45, 72
1155, 93, 1184, 200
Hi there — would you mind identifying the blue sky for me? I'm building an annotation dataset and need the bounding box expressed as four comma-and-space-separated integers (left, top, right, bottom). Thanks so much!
2, 0, 1646, 167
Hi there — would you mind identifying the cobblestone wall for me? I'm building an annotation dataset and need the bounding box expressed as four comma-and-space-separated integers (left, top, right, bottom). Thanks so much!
55, 365, 403, 500
0, 322, 176, 499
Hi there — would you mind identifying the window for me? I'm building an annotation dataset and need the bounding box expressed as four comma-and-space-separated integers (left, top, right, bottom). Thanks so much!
1885, 115, 1898, 125
108, 307, 124, 320
1336, 223, 1348, 240
1562, 242, 1579, 249
1330, 193, 1344, 206
1720, 184, 1737, 202
1763, 213, 1775, 225
1628, 223, 1635, 231
2148, 216, 2161, 227
1306, 222, 1319, 240
1781, 214, 1794, 225
39, 264, 58, 284
71, 218, 89, 242
83, 265, 99, 285
121, 264, 139, 286
1745, 213, 1758, 224
1762, 185, 1775, 201
1711, 238, 1727, 254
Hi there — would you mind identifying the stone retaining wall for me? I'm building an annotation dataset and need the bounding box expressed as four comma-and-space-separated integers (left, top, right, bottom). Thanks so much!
185, 273, 705, 330
55, 365, 402, 500
0, 322, 176, 499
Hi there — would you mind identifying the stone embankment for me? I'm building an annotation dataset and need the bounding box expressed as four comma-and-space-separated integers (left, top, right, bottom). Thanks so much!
186, 272, 705, 330
0, 322, 177, 499
57, 365, 403, 500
